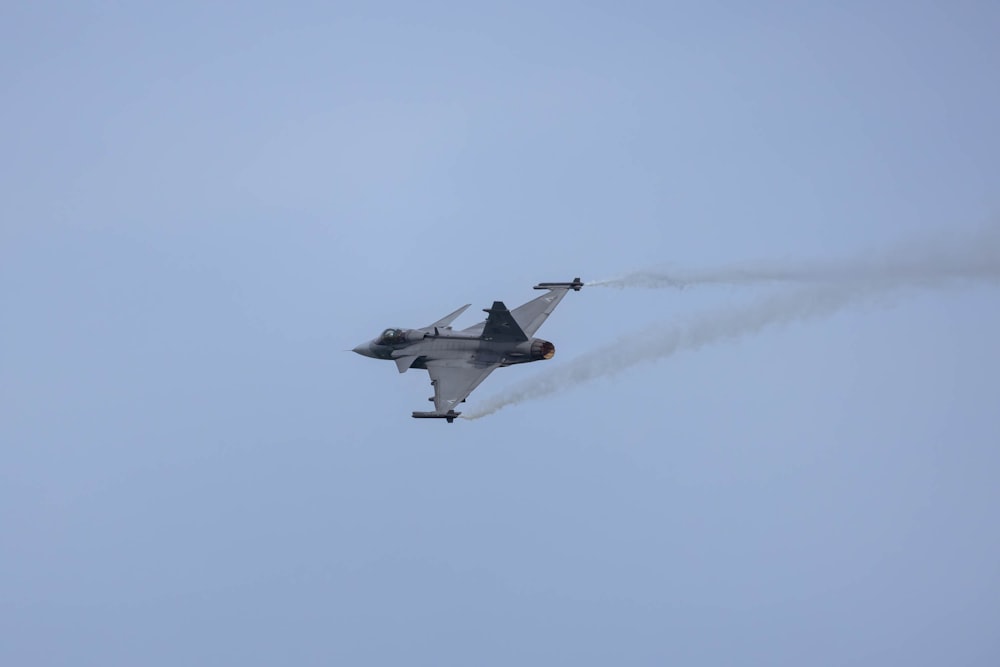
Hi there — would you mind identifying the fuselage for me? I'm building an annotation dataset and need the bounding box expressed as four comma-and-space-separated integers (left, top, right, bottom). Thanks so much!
352, 328, 554, 368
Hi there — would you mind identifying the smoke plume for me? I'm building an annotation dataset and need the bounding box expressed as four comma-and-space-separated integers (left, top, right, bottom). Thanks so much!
464, 227, 1000, 420
587, 227, 1000, 290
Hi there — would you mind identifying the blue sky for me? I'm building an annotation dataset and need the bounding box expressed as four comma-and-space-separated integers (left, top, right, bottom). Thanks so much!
3, 2, 999, 665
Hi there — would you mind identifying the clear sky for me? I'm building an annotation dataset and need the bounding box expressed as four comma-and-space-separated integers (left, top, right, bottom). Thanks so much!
3, 2, 999, 665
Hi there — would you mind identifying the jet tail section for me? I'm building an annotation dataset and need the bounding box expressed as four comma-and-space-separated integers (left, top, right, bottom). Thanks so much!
480, 301, 529, 342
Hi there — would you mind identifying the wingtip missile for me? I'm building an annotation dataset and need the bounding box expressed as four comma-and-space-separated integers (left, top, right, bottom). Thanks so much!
412, 410, 462, 423
533, 277, 584, 291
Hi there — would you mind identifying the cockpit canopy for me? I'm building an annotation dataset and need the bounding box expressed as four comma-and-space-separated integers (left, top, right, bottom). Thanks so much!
376, 328, 405, 345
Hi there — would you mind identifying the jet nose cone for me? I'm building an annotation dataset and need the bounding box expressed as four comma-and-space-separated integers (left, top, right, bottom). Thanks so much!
352, 342, 373, 357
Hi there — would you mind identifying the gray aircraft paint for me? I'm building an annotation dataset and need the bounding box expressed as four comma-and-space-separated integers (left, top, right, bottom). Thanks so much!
352, 279, 582, 421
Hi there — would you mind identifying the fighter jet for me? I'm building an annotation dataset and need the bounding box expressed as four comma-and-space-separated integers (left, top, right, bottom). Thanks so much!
352, 278, 583, 422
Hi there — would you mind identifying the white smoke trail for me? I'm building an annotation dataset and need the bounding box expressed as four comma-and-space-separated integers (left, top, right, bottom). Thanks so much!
588, 226, 1000, 289
587, 265, 804, 289
464, 227, 1000, 420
